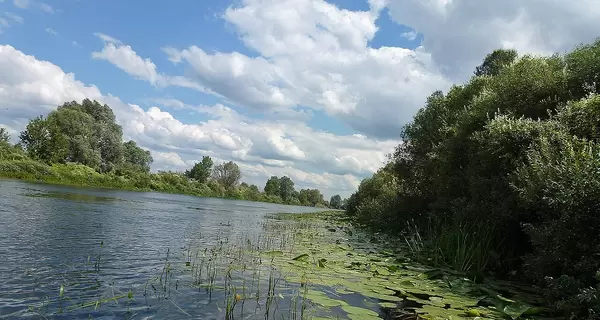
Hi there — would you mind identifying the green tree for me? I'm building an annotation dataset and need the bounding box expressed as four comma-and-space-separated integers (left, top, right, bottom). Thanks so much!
121, 140, 153, 173
0, 127, 9, 143
278, 176, 295, 203
264, 176, 280, 196
186, 156, 213, 183
19, 116, 52, 161
212, 161, 241, 188
298, 188, 325, 207
474, 48, 518, 77
329, 194, 342, 209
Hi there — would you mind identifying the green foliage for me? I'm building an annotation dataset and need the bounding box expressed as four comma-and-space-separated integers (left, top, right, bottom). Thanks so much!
347, 39, 600, 318
212, 161, 241, 189
329, 194, 342, 209
0, 127, 10, 143
185, 156, 213, 183
121, 140, 153, 174
474, 49, 518, 77
264, 176, 280, 196
346, 165, 401, 229
298, 188, 326, 207
278, 176, 295, 202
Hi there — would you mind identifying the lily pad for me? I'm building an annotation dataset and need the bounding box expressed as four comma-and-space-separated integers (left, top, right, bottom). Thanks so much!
342, 305, 380, 317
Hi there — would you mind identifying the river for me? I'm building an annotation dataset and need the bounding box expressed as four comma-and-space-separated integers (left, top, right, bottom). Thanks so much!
0, 179, 546, 320
0, 179, 328, 319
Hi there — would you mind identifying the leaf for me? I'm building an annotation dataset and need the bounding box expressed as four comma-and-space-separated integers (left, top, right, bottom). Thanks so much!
317, 258, 327, 268
341, 305, 380, 317
264, 250, 283, 257
502, 301, 532, 319
292, 253, 309, 261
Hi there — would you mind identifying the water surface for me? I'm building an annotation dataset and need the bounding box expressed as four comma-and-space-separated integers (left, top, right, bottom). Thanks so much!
0, 179, 326, 319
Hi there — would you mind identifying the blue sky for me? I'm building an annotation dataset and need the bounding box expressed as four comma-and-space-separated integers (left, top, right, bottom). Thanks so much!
0, 0, 419, 135
0, 0, 598, 197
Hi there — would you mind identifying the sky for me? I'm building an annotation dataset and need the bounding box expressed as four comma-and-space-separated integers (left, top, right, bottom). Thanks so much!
1, 0, 600, 198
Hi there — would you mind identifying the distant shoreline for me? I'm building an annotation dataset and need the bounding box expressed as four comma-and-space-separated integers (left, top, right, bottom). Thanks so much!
0, 161, 331, 209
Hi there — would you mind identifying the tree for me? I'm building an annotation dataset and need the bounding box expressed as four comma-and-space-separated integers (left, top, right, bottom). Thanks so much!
278, 176, 295, 203
19, 116, 51, 161
186, 156, 213, 183
474, 48, 518, 77
330, 194, 342, 209
18, 100, 128, 171
0, 127, 10, 143
264, 176, 280, 195
298, 188, 325, 207
122, 140, 153, 173
212, 161, 241, 188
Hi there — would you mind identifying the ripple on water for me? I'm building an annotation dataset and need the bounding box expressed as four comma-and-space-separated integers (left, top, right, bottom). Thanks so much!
1, 180, 332, 319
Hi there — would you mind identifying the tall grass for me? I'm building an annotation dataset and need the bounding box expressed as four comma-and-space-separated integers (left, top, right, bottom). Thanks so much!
404, 218, 499, 275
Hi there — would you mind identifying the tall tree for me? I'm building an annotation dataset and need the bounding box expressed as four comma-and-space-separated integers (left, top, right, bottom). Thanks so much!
278, 176, 295, 203
474, 49, 518, 77
19, 100, 127, 171
186, 156, 213, 183
264, 176, 280, 196
330, 194, 342, 209
19, 116, 52, 161
122, 140, 153, 173
212, 161, 241, 188
298, 188, 324, 207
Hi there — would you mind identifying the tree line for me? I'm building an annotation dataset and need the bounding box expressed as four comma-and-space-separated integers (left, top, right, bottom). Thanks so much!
0, 99, 344, 208
346, 39, 600, 318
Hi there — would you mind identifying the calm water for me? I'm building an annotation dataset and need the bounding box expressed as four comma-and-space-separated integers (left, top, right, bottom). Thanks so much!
0, 179, 327, 319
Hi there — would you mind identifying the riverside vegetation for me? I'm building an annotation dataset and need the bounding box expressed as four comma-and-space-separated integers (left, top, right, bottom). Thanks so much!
21, 207, 548, 320
0, 100, 341, 208
346, 39, 600, 319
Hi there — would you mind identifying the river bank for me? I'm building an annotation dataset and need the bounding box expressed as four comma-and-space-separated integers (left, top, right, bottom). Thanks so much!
0, 159, 329, 208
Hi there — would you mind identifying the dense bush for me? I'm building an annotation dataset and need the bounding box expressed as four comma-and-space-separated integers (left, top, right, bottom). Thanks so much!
346, 39, 600, 318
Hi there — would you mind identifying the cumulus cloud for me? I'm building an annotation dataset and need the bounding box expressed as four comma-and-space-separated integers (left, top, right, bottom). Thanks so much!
92, 34, 161, 85
13, 0, 54, 13
13, 0, 29, 9
96, 0, 450, 139
0, 45, 393, 197
45, 27, 57, 35
385, 0, 600, 79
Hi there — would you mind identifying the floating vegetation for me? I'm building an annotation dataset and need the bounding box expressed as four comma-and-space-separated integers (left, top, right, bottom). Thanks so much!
22, 211, 550, 319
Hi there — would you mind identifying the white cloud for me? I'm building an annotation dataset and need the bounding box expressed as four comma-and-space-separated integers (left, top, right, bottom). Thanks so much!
38, 2, 53, 14
93, 32, 122, 45
0, 45, 392, 197
45, 27, 57, 35
12, 0, 54, 13
400, 31, 417, 41
13, 0, 29, 9
97, 0, 449, 139
92, 34, 160, 85
5, 12, 24, 24
384, 0, 600, 79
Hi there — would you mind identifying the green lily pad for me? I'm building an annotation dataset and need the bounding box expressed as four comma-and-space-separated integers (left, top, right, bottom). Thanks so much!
342, 305, 380, 317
